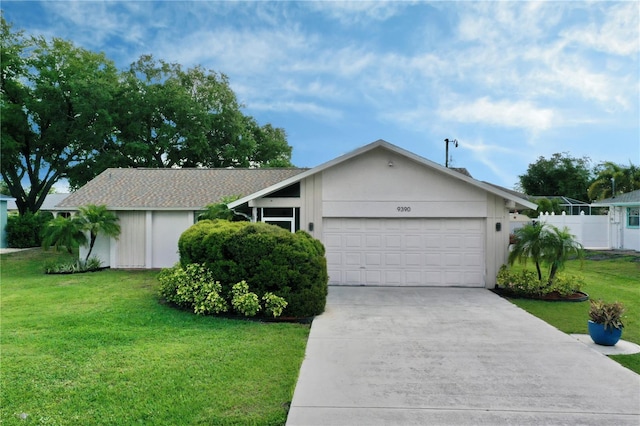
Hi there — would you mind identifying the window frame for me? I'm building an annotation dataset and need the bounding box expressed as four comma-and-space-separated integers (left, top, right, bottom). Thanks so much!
627, 207, 640, 229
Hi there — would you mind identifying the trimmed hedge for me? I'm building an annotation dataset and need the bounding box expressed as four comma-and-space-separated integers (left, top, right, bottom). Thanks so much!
177, 220, 328, 318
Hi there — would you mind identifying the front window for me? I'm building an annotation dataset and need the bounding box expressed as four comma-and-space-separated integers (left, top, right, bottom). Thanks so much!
258, 207, 299, 232
628, 207, 639, 228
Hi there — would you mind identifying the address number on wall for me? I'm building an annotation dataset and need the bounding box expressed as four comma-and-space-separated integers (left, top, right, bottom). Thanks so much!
397, 206, 412, 212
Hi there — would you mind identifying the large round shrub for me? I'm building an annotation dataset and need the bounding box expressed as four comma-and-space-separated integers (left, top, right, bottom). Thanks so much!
177, 220, 328, 318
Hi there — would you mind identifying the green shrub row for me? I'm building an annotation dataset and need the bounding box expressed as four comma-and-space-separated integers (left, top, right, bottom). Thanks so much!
496, 265, 584, 298
177, 220, 328, 318
6, 212, 52, 248
158, 263, 289, 318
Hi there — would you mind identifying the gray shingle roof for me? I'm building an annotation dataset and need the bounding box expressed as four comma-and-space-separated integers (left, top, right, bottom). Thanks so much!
593, 189, 640, 206
57, 168, 308, 209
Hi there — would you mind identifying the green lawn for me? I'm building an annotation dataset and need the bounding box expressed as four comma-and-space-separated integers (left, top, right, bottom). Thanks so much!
506, 251, 640, 374
1, 249, 310, 425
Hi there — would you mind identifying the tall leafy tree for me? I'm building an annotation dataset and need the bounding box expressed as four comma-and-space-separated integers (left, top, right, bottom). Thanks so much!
587, 162, 640, 201
2, 20, 294, 211
518, 153, 593, 201
112, 55, 292, 170
1, 17, 120, 214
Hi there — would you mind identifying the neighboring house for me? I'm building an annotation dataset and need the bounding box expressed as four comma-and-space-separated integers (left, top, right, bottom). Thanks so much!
1, 194, 16, 248
591, 189, 640, 251
8, 193, 72, 217
60, 140, 535, 288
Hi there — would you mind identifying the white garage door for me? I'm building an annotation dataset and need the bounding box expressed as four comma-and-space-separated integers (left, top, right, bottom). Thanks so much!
324, 218, 485, 287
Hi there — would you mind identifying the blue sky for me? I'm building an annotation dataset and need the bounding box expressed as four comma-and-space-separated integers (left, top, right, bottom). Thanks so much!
3, 1, 639, 192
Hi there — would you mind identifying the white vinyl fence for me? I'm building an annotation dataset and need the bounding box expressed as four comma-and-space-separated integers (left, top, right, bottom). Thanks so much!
537, 212, 609, 250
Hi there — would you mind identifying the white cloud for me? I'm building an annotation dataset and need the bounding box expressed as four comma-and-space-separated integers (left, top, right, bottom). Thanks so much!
438, 97, 555, 132
561, 2, 640, 56
248, 100, 343, 121
306, 1, 412, 25
460, 138, 525, 186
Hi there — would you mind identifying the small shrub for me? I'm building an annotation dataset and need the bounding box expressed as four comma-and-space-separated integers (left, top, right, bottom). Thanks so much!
44, 256, 104, 274
263, 292, 288, 318
496, 265, 545, 297
589, 300, 625, 330
549, 274, 584, 297
231, 281, 261, 317
158, 263, 228, 315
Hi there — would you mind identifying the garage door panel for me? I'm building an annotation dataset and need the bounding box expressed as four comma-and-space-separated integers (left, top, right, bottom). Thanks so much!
405, 271, 422, 285
385, 235, 402, 248
324, 218, 484, 287
405, 253, 421, 266
345, 252, 361, 265
405, 235, 422, 248
385, 253, 402, 265
424, 271, 442, 285
346, 234, 361, 247
384, 270, 403, 285
345, 270, 362, 284
425, 235, 442, 248
365, 270, 382, 285
425, 253, 441, 266
445, 253, 462, 266
365, 235, 382, 248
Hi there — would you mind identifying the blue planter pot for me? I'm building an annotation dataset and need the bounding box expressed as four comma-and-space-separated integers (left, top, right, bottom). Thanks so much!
588, 320, 622, 346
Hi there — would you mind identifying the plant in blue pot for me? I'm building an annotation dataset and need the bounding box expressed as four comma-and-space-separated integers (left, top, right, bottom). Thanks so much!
588, 300, 625, 346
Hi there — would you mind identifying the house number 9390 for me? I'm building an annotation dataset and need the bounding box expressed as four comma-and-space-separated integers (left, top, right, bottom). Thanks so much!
397, 206, 411, 212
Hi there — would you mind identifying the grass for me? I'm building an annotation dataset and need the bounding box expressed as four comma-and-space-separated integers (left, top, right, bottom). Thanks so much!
1, 249, 310, 425
506, 251, 640, 374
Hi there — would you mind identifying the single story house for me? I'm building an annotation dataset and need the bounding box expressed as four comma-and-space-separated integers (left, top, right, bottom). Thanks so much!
1, 194, 16, 248
58, 140, 536, 288
591, 189, 640, 252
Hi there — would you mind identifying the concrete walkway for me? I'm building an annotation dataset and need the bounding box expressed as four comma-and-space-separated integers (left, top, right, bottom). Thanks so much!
287, 287, 640, 425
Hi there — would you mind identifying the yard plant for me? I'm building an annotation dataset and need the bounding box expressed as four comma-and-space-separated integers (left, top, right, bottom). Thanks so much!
508, 222, 583, 285
1, 248, 309, 425
178, 220, 328, 318
508, 251, 640, 374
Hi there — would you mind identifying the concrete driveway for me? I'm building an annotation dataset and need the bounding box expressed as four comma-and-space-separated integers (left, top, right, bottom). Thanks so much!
286, 287, 640, 425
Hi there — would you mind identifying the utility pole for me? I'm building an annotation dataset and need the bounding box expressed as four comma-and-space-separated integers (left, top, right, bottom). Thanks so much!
444, 138, 458, 168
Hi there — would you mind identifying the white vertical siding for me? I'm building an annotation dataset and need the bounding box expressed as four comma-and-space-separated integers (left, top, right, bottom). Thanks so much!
116, 211, 146, 268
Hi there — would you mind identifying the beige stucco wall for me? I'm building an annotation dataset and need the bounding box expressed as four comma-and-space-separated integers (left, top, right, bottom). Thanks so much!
484, 193, 510, 287
321, 147, 486, 218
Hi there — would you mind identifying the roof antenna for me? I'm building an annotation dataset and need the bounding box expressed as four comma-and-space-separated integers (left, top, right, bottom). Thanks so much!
444, 138, 458, 168
611, 177, 616, 198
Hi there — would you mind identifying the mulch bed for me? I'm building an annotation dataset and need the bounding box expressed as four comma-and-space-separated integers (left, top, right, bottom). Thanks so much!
492, 288, 589, 302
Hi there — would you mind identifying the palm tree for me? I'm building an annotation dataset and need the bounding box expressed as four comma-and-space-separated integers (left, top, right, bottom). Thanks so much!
508, 223, 545, 281
42, 215, 87, 254
543, 226, 584, 284
77, 204, 121, 261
